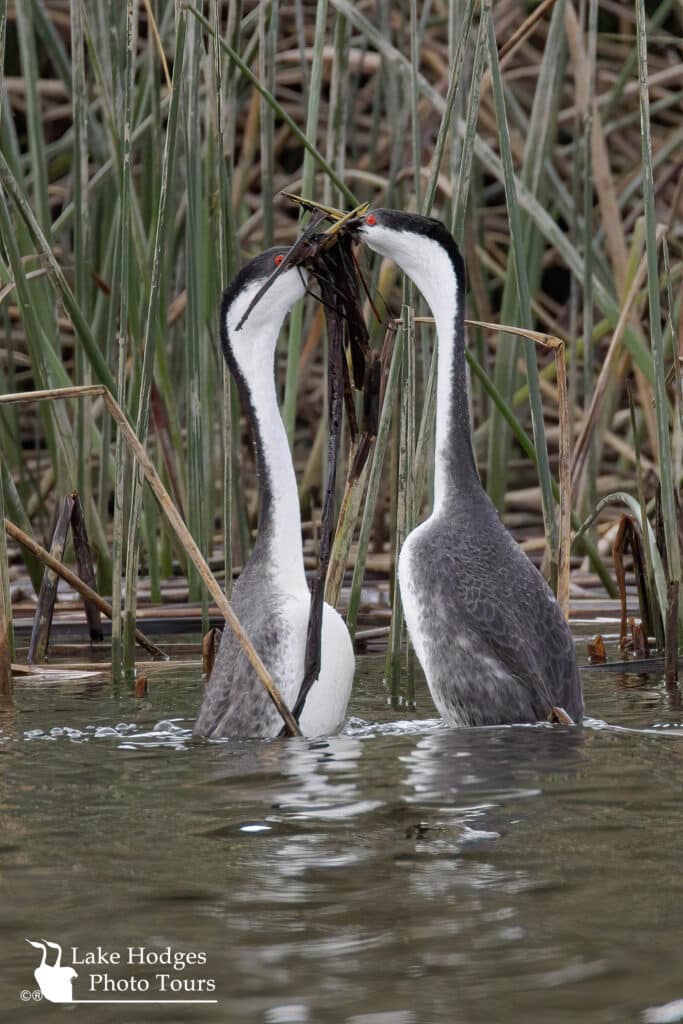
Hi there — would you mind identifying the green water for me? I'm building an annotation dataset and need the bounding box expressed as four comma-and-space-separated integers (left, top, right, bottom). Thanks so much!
1, 648, 683, 1023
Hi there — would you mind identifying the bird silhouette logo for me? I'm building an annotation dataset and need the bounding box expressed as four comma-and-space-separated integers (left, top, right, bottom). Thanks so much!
26, 940, 78, 1003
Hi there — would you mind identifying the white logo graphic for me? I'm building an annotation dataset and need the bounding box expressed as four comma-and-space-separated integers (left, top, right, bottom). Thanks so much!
22, 939, 218, 1005
26, 940, 78, 1003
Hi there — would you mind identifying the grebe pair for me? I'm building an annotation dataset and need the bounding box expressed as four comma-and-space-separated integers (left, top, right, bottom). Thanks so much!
195, 213, 583, 739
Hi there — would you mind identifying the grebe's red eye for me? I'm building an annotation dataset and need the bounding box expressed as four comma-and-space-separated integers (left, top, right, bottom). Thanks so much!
366, 214, 377, 226
274, 254, 284, 266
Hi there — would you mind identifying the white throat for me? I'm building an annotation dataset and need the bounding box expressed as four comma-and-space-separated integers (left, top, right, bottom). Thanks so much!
226, 281, 308, 589
363, 228, 461, 514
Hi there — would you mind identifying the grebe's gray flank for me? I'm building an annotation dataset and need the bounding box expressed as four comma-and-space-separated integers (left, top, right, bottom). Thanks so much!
194, 248, 354, 739
354, 210, 583, 726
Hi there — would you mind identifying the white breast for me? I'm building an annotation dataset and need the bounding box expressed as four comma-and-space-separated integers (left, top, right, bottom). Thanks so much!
298, 603, 355, 737
397, 519, 434, 685
274, 590, 354, 738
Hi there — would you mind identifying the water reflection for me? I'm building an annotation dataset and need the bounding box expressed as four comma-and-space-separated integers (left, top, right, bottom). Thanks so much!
400, 723, 586, 805
2, 658, 683, 1023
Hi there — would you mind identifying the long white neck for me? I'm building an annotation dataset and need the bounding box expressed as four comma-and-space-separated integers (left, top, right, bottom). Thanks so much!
225, 282, 308, 590
365, 228, 480, 514
245, 344, 307, 586
432, 287, 455, 513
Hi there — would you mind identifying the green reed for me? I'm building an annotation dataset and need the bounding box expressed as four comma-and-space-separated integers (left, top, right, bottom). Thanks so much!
0, 0, 680, 694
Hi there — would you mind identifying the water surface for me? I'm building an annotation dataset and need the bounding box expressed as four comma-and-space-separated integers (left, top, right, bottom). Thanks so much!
1, 648, 682, 1023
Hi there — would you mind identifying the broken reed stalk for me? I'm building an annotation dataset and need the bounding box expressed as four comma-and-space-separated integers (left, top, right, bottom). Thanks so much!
0, 385, 301, 737
28, 494, 75, 663
612, 515, 653, 651
28, 492, 104, 663
574, 490, 669, 620
202, 626, 222, 678
6, 520, 166, 661
70, 493, 104, 641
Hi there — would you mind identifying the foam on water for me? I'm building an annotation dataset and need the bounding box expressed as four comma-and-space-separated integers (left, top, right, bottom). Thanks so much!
16, 718, 194, 750
6, 711, 683, 748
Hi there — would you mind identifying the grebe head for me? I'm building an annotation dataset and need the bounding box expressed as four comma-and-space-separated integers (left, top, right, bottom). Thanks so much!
353, 209, 465, 315
221, 247, 308, 375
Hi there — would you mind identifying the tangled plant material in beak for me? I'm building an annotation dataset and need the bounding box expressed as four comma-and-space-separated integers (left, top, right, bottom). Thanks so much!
235, 198, 372, 331
281, 191, 370, 243
319, 203, 370, 246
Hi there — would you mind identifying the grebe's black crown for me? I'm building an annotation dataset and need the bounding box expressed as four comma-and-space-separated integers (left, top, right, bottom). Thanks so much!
362, 209, 466, 291
221, 247, 291, 318
219, 246, 294, 365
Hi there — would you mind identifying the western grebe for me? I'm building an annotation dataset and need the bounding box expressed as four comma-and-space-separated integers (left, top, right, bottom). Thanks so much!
354, 210, 583, 726
194, 249, 354, 739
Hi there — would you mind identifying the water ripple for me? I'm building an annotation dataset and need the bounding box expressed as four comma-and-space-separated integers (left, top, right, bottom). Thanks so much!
644, 1000, 683, 1023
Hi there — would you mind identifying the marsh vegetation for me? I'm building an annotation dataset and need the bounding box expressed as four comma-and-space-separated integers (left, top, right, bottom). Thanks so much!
0, 0, 681, 695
